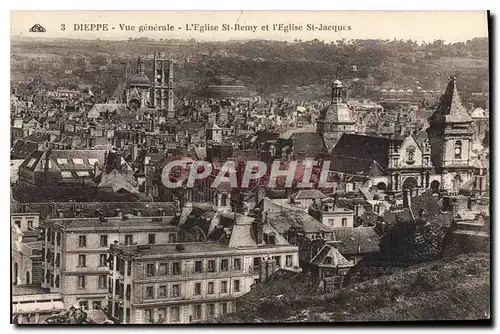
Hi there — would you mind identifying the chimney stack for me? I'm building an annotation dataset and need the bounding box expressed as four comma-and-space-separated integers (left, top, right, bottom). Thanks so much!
158, 208, 166, 217
115, 209, 123, 219
57, 209, 64, 218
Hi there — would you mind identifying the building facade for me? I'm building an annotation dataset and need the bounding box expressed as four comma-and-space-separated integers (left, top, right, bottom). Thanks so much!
41, 213, 179, 309
107, 241, 299, 324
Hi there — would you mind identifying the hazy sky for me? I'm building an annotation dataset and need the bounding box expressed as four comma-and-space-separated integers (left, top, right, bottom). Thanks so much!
11, 11, 488, 43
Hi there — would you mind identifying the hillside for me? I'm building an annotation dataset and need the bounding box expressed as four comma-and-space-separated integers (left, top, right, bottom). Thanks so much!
212, 253, 490, 323
11, 38, 489, 99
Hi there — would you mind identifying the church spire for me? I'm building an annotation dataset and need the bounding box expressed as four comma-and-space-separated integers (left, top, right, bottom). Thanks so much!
429, 76, 472, 124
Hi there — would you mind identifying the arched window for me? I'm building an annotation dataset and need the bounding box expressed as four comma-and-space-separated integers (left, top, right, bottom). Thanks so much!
455, 141, 462, 159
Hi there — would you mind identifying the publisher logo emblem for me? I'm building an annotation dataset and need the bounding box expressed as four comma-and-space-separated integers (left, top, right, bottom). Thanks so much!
29, 24, 46, 33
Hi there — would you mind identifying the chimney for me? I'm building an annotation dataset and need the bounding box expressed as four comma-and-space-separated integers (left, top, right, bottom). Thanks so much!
57, 209, 64, 218
158, 208, 166, 217
21, 203, 27, 213
259, 258, 266, 282
115, 209, 123, 219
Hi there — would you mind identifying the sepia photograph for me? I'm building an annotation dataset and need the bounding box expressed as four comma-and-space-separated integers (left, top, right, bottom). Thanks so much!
9, 10, 490, 325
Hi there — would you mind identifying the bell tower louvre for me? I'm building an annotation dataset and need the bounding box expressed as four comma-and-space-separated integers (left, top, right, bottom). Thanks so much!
151, 52, 175, 119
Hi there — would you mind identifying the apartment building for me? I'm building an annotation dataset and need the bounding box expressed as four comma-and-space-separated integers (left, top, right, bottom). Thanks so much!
108, 239, 299, 324
41, 212, 180, 309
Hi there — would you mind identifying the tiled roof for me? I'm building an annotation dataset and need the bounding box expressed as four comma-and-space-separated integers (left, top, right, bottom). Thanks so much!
310, 243, 353, 267
290, 132, 328, 159
331, 134, 403, 169
11, 140, 39, 159
290, 189, 327, 200
266, 209, 333, 235
333, 227, 380, 255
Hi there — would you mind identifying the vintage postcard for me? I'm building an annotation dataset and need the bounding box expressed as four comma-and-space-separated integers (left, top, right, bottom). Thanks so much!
10, 11, 490, 324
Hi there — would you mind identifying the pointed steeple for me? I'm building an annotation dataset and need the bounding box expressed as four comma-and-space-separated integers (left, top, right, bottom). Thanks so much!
429, 77, 472, 124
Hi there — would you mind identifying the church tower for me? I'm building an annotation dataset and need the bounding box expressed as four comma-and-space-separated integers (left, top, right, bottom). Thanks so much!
125, 57, 151, 109
316, 80, 356, 151
426, 77, 477, 193
151, 52, 175, 119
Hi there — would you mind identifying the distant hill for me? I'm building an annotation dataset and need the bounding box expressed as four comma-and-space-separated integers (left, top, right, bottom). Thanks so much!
11, 38, 489, 99
211, 252, 490, 322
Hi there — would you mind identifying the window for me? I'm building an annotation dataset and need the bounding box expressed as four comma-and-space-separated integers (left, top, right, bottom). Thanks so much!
157, 308, 167, 323
234, 280, 240, 292
79, 300, 88, 310
159, 263, 167, 276
406, 145, 416, 163
55, 254, 60, 267
145, 286, 154, 299
55, 275, 60, 288
76, 171, 90, 177
72, 158, 84, 165
194, 260, 203, 273
233, 258, 242, 271
144, 309, 153, 323
61, 171, 72, 178
100, 235, 108, 247
207, 304, 215, 318
92, 301, 101, 310
220, 259, 229, 271
273, 256, 281, 267
173, 262, 181, 275
14, 220, 20, 228
27, 220, 33, 230
342, 218, 348, 227
208, 260, 216, 272
221, 302, 228, 315
56, 233, 61, 246
172, 284, 180, 297
146, 264, 155, 277
56, 158, 68, 165
455, 140, 462, 159
168, 233, 177, 243
328, 219, 334, 226
127, 262, 131, 276
207, 282, 214, 294
194, 282, 202, 295
286, 255, 293, 267
78, 254, 86, 267
98, 275, 107, 288
158, 285, 167, 298
78, 235, 87, 247
77, 276, 86, 289
125, 234, 133, 245
148, 234, 156, 245
88, 158, 99, 165
99, 254, 107, 267
220, 280, 228, 293
126, 284, 131, 300
171, 306, 180, 322
193, 305, 202, 319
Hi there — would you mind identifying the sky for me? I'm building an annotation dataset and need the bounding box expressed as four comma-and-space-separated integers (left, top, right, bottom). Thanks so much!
11, 11, 489, 44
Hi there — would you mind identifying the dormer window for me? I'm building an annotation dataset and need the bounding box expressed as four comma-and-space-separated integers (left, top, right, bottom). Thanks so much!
406, 146, 416, 164
455, 141, 462, 159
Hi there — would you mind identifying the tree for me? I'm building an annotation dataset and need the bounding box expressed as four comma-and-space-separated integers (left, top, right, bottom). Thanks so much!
379, 218, 445, 263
